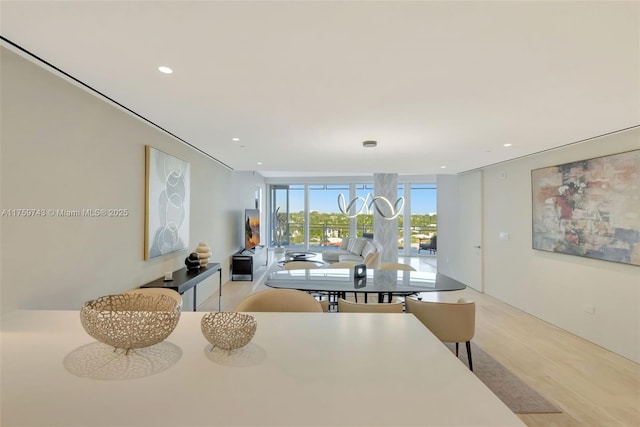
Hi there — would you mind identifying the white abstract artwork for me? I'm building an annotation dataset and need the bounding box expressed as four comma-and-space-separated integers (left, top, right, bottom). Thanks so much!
145, 146, 190, 260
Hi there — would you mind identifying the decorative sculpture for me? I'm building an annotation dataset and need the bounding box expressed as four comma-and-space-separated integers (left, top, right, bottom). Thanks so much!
185, 252, 201, 270
195, 242, 211, 267
337, 193, 404, 220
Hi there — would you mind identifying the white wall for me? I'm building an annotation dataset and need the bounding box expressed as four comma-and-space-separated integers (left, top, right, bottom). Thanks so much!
481, 129, 639, 362
0, 47, 264, 315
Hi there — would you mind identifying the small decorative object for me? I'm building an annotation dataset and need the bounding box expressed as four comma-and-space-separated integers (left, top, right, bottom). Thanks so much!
195, 242, 211, 267
185, 252, 201, 270
354, 264, 367, 279
353, 264, 367, 288
201, 312, 257, 352
164, 271, 173, 281
80, 293, 180, 354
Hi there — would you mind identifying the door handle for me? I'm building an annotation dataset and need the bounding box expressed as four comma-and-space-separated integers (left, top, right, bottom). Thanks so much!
474, 246, 481, 249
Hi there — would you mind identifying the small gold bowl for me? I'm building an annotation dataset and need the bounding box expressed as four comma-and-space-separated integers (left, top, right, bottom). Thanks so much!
80, 293, 180, 352
201, 312, 257, 351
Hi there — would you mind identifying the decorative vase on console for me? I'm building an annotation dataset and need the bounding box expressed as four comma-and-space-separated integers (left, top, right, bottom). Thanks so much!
195, 242, 212, 267
185, 253, 201, 270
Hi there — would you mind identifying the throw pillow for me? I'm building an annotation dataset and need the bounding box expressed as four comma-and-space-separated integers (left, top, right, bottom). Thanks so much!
350, 238, 367, 256
341, 237, 352, 250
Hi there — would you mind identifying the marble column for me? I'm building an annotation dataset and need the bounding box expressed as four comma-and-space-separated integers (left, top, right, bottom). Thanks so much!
373, 173, 399, 263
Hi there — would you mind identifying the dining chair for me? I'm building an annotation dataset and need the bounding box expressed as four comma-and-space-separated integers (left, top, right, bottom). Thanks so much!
405, 297, 476, 370
378, 262, 416, 271
235, 289, 323, 312
364, 262, 415, 303
282, 260, 325, 307
363, 251, 381, 269
282, 261, 320, 270
124, 288, 183, 308
337, 298, 404, 313
323, 261, 359, 309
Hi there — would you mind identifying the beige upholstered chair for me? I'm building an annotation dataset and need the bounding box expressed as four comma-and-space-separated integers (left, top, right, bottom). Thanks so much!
124, 288, 183, 308
405, 297, 476, 370
360, 262, 414, 303
282, 261, 320, 270
378, 262, 416, 271
235, 289, 323, 313
323, 260, 359, 310
326, 260, 366, 304
281, 262, 325, 308
338, 298, 403, 313
363, 251, 381, 269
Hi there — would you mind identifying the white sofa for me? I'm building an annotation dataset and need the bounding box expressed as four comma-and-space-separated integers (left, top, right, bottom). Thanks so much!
321, 237, 382, 268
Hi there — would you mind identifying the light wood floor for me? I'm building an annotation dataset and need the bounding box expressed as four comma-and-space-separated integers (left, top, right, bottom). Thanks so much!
199, 256, 640, 426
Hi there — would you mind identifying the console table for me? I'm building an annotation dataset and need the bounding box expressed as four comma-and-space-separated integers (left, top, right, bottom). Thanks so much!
141, 263, 222, 311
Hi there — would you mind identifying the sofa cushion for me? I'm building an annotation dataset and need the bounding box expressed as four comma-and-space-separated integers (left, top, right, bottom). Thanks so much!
324, 237, 382, 265
339, 253, 365, 263
349, 238, 367, 256
322, 249, 351, 263
340, 237, 352, 250
361, 241, 376, 259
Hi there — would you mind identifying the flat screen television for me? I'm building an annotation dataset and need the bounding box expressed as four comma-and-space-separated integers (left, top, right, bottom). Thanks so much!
244, 208, 260, 250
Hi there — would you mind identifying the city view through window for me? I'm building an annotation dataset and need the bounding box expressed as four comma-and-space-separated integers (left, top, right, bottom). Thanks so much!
270, 183, 437, 256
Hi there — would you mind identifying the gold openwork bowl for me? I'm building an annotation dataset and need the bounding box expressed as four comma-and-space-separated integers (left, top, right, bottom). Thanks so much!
201, 312, 257, 351
80, 293, 181, 351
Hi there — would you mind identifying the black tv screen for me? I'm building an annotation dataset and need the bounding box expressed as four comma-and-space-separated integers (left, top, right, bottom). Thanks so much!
244, 209, 260, 250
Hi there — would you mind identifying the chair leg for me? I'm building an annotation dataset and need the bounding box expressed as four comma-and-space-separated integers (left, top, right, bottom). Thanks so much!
466, 341, 473, 371
455, 342, 459, 357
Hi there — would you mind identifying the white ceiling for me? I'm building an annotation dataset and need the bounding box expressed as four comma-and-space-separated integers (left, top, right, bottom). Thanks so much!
1, 1, 638, 177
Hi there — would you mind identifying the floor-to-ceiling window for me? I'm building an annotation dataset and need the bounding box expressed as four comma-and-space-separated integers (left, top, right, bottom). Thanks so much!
406, 183, 437, 256
270, 184, 304, 249
269, 179, 436, 256
308, 184, 350, 251
355, 184, 374, 237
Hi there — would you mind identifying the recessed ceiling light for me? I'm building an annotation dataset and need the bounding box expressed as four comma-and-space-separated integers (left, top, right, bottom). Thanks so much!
503, 143, 512, 147
232, 137, 240, 142
158, 66, 173, 74
440, 165, 447, 169
257, 162, 263, 165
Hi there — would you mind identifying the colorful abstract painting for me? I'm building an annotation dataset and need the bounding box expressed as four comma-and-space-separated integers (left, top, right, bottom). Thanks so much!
532, 150, 639, 266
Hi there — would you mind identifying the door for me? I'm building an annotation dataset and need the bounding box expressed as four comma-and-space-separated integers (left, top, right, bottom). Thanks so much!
457, 171, 483, 292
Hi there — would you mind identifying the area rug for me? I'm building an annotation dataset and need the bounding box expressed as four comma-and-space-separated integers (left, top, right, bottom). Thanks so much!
445, 342, 561, 414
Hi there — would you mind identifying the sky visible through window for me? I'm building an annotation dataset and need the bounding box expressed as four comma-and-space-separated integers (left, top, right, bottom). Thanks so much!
287, 185, 437, 215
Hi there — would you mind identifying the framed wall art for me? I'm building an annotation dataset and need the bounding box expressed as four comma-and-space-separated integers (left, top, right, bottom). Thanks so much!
145, 146, 190, 260
531, 149, 639, 266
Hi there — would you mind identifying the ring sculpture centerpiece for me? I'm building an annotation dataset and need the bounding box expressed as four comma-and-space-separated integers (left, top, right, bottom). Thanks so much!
337, 193, 404, 220
201, 312, 257, 353
80, 293, 181, 354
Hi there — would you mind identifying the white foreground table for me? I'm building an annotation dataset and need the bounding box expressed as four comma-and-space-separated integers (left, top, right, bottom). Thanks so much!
1, 310, 524, 426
